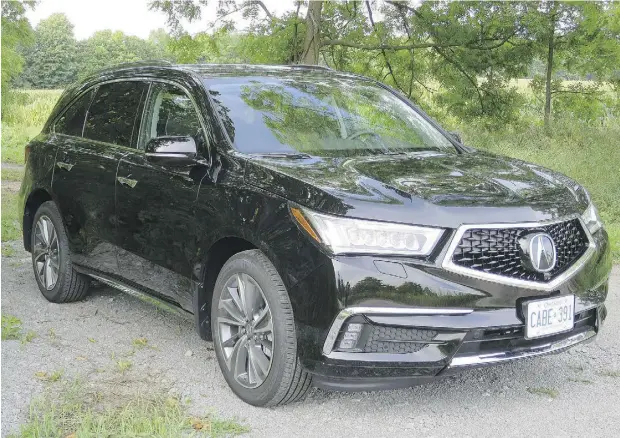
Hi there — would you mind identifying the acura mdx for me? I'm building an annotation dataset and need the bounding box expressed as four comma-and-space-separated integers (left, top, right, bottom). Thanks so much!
19, 63, 612, 406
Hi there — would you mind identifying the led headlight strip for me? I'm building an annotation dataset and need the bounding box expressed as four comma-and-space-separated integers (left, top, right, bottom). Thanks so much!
290, 206, 444, 256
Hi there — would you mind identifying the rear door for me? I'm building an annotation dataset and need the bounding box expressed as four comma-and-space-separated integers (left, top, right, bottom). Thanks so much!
51, 80, 147, 275
115, 81, 210, 309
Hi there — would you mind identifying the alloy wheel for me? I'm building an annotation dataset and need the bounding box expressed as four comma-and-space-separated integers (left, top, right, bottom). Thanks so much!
217, 273, 274, 389
33, 215, 60, 291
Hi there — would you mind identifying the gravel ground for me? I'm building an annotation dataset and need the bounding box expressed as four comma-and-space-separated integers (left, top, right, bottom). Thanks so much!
2, 240, 619, 437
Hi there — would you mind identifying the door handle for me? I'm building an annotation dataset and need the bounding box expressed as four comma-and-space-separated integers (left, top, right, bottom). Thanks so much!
56, 161, 74, 171
117, 176, 138, 188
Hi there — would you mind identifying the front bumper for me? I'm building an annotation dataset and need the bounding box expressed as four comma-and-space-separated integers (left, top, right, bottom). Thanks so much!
308, 303, 606, 391
291, 224, 611, 391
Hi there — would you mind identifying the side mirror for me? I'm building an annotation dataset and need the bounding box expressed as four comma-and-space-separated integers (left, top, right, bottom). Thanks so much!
145, 136, 197, 165
449, 131, 462, 144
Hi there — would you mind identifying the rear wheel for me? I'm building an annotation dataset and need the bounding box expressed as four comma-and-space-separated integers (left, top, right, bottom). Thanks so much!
211, 250, 311, 406
31, 201, 90, 303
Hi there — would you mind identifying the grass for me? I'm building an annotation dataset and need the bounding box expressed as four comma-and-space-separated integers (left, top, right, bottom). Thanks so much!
12, 381, 249, 438
527, 387, 559, 399
21, 330, 37, 344
2, 314, 23, 340
1, 167, 24, 181
2, 244, 17, 257
1, 89, 61, 164
597, 370, 620, 378
1, 189, 20, 242
34, 370, 63, 383
116, 359, 133, 373
133, 337, 149, 349
568, 377, 594, 384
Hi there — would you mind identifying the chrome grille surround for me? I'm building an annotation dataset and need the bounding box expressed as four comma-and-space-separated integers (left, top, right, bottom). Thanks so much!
441, 215, 596, 291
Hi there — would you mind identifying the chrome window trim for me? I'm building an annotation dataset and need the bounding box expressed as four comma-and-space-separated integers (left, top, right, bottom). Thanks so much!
322, 306, 473, 356
441, 214, 596, 292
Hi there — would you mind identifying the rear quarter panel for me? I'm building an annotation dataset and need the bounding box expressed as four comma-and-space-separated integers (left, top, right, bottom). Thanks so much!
19, 134, 57, 249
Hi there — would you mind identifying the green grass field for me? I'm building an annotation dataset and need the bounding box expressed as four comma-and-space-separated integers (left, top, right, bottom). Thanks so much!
1, 88, 618, 260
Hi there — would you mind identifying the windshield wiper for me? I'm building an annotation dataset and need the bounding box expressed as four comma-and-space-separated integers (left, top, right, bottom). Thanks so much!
381, 151, 407, 156
255, 152, 313, 159
381, 147, 442, 155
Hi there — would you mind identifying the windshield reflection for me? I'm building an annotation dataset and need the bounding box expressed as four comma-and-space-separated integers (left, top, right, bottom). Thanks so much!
207, 76, 455, 157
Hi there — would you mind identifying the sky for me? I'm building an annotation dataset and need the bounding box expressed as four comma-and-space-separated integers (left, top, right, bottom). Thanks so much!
25, 0, 292, 40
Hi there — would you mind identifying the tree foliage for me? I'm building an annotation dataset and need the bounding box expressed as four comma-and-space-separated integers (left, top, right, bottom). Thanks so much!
1, 0, 35, 91
148, 0, 619, 127
8, 1, 619, 130
17, 13, 78, 88
14, 13, 173, 89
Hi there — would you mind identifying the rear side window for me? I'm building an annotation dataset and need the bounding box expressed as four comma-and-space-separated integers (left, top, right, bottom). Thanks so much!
54, 90, 94, 137
83, 81, 147, 147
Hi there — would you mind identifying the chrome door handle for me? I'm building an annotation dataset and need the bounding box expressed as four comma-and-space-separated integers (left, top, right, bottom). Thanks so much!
117, 176, 138, 188
56, 161, 74, 171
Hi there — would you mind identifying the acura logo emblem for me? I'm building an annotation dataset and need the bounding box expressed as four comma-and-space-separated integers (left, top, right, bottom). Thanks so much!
519, 233, 557, 273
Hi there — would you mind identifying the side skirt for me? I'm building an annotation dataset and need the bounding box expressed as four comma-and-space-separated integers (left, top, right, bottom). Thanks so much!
79, 268, 193, 321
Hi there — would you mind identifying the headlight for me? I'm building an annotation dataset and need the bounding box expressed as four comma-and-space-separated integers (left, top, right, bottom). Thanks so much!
290, 206, 444, 256
582, 202, 603, 234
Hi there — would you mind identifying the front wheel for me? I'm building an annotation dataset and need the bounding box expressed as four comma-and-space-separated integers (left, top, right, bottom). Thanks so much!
211, 250, 311, 406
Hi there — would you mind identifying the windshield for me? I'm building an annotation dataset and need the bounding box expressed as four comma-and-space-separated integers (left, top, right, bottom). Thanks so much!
206, 76, 456, 157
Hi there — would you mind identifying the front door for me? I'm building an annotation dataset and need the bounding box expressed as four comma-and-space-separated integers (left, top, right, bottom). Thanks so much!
115, 81, 210, 309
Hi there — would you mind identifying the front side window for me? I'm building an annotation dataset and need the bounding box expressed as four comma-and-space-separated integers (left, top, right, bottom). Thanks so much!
83, 81, 148, 147
207, 76, 456, 157
54, 90, 94, 137
139, 83, 202, 153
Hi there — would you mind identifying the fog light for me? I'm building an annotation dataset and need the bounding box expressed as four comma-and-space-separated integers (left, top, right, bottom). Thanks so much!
339, 338, 357, 349
338, 323, 363, 350
347, 323, 362, 332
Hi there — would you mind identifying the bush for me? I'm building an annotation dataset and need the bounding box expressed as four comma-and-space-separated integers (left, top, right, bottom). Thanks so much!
1, 89, 61, 163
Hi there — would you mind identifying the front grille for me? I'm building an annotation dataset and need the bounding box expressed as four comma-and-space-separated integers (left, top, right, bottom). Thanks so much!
363, 325, 438, 354
451, 218, 589, 282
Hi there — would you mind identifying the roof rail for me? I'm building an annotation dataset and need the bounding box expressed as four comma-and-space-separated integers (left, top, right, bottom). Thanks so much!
95, 60, 174, 74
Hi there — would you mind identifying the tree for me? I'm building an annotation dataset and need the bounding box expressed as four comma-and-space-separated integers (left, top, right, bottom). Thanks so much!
75, 30, 171, 79
150, 0, 528, 123
19, 13, 78, 88
525, 1, 620, 131
1, 1, 35, 91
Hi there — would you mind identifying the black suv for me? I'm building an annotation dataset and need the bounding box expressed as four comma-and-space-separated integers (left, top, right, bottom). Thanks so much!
19, 63, 612, 406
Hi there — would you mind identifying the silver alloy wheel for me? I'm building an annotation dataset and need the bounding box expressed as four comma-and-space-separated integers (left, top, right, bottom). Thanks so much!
217, 273, 274, 389
33, 215, 60, 291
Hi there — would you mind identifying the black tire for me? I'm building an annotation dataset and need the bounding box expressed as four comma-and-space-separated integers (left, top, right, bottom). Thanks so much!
211, 249, 311, 406
31, 201, 90, 303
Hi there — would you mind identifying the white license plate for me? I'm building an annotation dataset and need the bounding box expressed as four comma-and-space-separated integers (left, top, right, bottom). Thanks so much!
524, 295, 575, 339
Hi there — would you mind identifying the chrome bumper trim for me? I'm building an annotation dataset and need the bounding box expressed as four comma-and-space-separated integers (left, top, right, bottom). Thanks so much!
448, 328, 596, 368
322, 306, 473, 356
441, 215, 596, 292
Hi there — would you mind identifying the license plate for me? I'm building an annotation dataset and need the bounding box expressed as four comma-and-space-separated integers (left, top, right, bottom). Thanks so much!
524, 295, 574, 339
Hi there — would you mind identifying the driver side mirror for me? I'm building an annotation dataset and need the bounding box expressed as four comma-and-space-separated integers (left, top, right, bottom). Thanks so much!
145, 136, 197, 164
449, 131, 463, 144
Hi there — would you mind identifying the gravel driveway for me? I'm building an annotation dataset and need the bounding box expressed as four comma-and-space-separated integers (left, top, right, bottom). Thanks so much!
2, 241, 619, 437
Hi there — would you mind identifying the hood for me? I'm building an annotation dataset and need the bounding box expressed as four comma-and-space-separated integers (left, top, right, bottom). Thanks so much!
244, 150, 589, 227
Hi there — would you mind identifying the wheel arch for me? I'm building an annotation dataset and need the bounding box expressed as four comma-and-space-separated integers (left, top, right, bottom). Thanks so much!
22, 188, 54, 252
194, 235, 259, 340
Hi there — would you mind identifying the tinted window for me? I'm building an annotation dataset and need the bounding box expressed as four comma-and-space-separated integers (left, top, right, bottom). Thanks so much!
84, 81, 147, 147
139, 83, 202, 150
207, 77, 455, 157
54, 90, 94, 136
